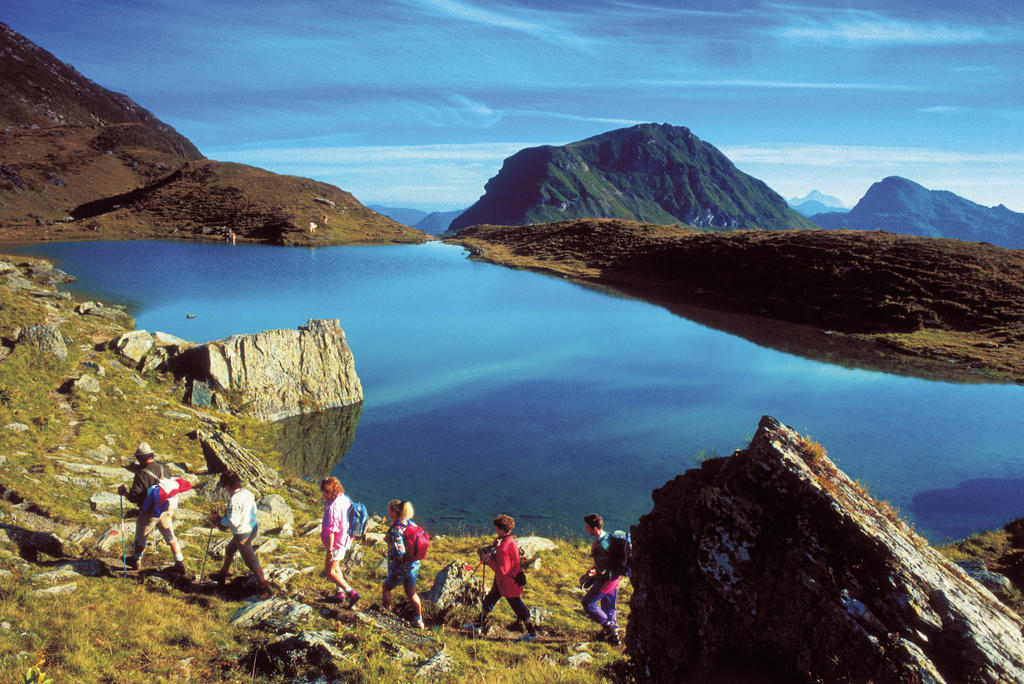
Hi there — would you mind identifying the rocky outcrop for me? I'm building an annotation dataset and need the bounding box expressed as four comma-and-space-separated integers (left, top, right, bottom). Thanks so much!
426, 561, 485, 612
17, 324, 68, 360
192, 428, 283, 491
171, 319, 363, 422
627, 415, 1024, 683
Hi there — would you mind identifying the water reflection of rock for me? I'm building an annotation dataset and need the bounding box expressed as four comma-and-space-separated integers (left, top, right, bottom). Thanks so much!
274, 403, 363, 480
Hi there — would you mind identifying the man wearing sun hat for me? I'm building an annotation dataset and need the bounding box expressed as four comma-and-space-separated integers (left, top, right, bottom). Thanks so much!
117, 442, 187, 574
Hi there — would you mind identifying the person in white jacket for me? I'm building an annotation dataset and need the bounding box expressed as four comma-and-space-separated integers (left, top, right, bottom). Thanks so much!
208, 469, 271, 599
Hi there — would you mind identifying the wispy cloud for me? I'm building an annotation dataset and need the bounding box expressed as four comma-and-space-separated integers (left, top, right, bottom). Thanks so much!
769, 8, 1011, 46
720, 143, 1024, 167
408, 0, 594, 51
643, 79, 919, 92
918, 106, 969, 115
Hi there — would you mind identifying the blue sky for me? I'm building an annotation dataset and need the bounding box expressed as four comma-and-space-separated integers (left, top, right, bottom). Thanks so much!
7, 1, 1023, 211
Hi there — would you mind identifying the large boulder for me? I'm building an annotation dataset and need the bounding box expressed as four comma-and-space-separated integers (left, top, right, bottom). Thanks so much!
111, 330, 154, 364
170, 319, 363, 421
256, 494, 294, 532
627, 415, 1024, 683
17, 324, 67, 360
426, 561, 485, 611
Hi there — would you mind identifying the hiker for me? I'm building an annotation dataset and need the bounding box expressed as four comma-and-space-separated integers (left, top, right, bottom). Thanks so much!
320, 476, 359, 607
467, 514, 539, 641
117, 442, 187, 574
581, 513, 621, 645
381, 499, 425, 629
207, 469, 271, 599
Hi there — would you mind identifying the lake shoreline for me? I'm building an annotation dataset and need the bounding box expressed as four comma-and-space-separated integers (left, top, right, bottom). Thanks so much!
449, 221, 1024, 385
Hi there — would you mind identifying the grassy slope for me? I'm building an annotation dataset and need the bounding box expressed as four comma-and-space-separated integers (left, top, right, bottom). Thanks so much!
0, 256, 627, 683
449, 219, 1024, 383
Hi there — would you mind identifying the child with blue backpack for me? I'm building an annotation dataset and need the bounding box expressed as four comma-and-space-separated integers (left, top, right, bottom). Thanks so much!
320, 476, 360, 607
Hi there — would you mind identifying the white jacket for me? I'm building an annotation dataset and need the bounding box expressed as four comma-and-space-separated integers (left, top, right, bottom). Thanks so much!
222, 488, 258, 535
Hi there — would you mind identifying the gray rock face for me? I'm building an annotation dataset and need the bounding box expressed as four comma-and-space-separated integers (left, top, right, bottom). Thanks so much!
517, 536, 556, 564
956, 559, 1014, 595
72, 374, 101, 394
89, 491, 121, 512
111, 330, 154, 364
194, 428, 282, 491
256, 494, 294, 532
415, 648, 455, 680
627, 415, 1024, 683
231, 597, 314, 632
264, 630, 350, 677
426, 561, 485, 611
17, 324, 67, 360
172, 319, 363, 421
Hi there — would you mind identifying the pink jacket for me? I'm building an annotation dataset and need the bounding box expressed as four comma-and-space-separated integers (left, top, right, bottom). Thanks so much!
485, 534, 523, 598
321, 493, 352, 551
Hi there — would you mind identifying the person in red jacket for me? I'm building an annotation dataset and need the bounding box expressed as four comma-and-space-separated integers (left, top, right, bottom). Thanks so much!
467, 514, 539, 641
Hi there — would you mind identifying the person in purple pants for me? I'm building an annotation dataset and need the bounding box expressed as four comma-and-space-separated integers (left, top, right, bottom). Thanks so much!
582, 513, 622, 645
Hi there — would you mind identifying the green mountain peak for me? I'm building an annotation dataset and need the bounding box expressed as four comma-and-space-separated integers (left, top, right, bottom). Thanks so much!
449, 123, 815, 233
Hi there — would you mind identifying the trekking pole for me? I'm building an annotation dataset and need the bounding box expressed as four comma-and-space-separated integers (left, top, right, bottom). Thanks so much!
119, 493, 127, 578
476, 562, 487, 632
198, 524, 215, 584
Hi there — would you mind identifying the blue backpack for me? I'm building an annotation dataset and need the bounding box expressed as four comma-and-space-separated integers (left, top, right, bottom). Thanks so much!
347, 501, 368, 537
608, 530, 632, 578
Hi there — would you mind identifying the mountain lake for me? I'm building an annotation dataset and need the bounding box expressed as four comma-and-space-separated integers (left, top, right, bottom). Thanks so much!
9, 239, 1024, 542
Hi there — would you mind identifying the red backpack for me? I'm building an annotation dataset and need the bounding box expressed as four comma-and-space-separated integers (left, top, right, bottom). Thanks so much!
403, 521, 430, 561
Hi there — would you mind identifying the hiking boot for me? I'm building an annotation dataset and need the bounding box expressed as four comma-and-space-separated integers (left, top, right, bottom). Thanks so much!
329, 590, 346, 604
173, 560, 188, 576
345, 590, 360, 609
209, 570, 230, 585
602, 623, 620, 646
257, 582, 272, 600
412, 616, 425, 630
126, 555, 139, 571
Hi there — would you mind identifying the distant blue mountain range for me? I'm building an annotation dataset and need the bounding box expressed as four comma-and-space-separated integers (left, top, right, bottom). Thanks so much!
811, 177, 1024, 250
368, 205, 465, 235
788, 190, 847, 217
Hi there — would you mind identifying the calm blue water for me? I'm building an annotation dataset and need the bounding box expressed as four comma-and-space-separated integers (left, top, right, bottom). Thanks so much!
10, 240, 1024, 542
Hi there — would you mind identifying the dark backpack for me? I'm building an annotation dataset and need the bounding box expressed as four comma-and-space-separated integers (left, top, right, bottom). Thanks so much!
608, 530, 632, 578
347, 501, 368, 537
403, 521, 430, 561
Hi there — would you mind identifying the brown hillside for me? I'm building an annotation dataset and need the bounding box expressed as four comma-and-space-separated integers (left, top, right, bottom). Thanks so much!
0, 22, 427, 246
450, 219, 1024, 382
56, 160, 427, 246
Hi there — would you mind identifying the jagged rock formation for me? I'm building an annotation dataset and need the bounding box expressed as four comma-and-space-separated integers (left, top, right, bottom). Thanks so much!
627, 415, 1024, 683
812, 176, 1024, 249
193, 428, 283, 491
171, 319, 363, 422
448, 123, 815, 233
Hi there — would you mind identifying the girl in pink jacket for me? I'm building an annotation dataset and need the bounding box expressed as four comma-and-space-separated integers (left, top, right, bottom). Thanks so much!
321, 477, 359, 607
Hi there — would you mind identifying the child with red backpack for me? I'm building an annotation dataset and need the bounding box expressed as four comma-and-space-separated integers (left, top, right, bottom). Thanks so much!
382, 499, 428, 629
